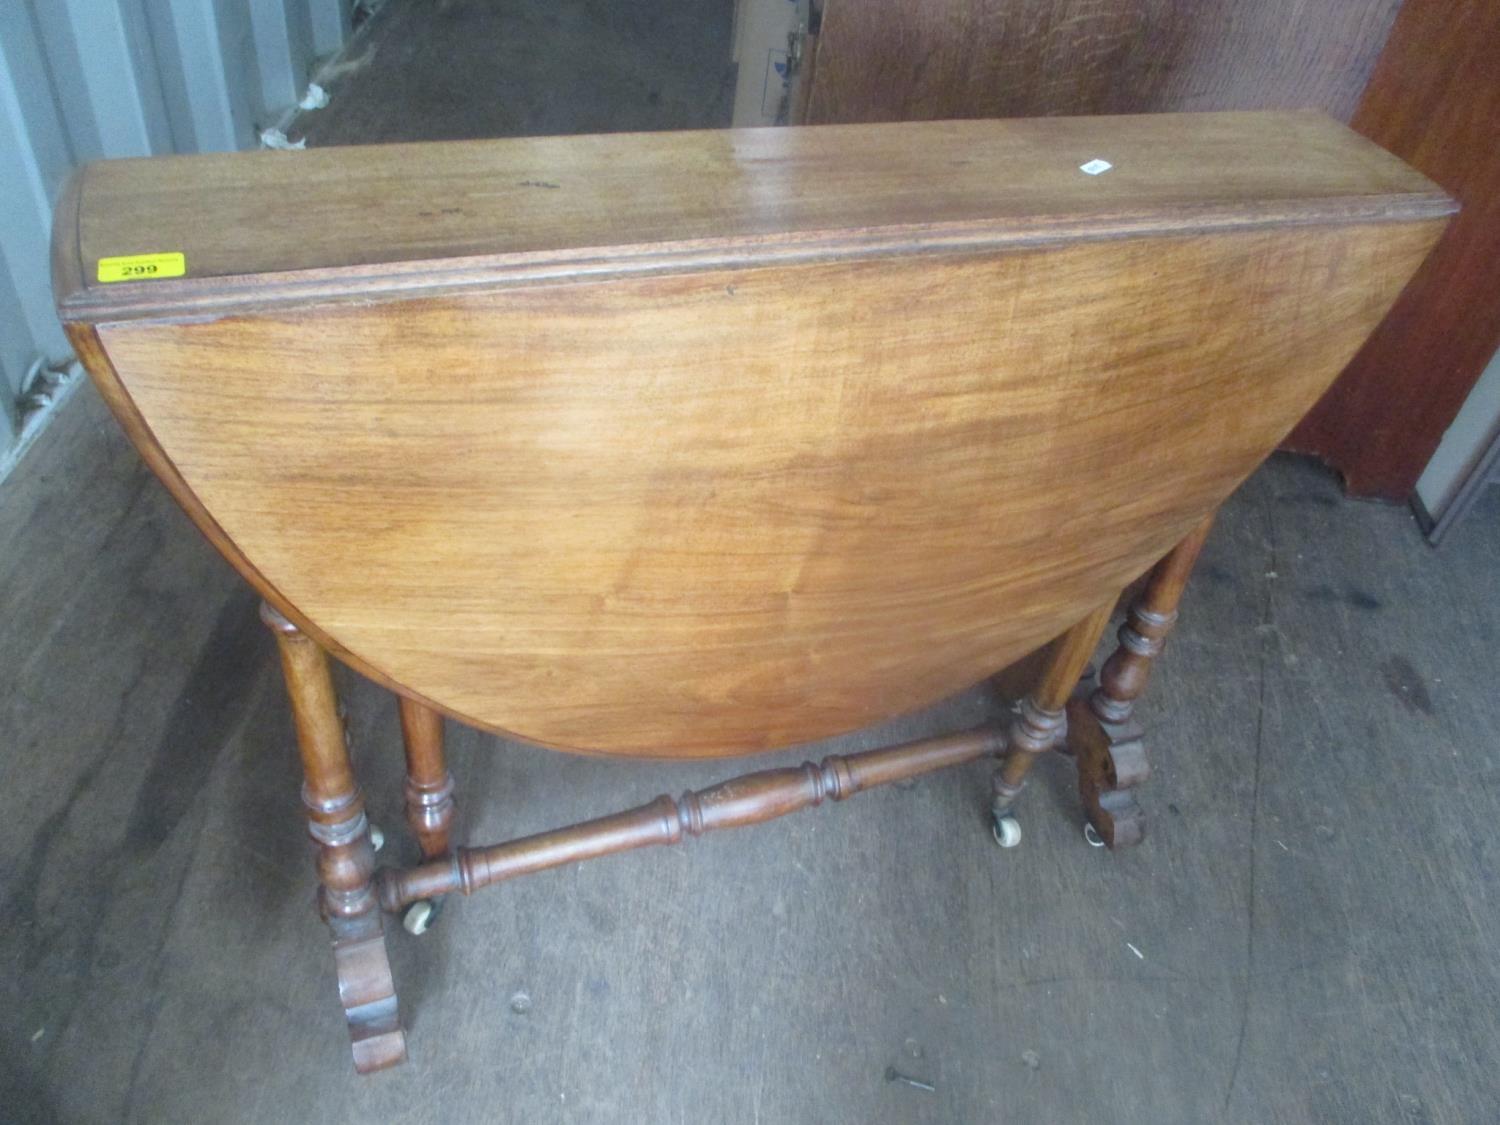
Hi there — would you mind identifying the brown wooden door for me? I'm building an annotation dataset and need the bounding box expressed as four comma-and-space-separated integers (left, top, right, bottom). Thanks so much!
803, 0, 1400, 125
1281, 0, 1500, 499
803, 0, 1500, 500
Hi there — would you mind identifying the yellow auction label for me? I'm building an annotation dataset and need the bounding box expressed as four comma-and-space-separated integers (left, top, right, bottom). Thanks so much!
97, 252, 186, 283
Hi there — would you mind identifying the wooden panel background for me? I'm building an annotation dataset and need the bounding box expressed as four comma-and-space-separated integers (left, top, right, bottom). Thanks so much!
805, 0, 1402, 126
1283, 0, 1500, 498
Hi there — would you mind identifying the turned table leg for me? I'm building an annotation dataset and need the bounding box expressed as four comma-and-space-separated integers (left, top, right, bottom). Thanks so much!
261, 603, 406, 1073
1067, 512, 1216, 848
991, 600, 1116, 846
399, 697, 456, 860
397, 697, 456, 935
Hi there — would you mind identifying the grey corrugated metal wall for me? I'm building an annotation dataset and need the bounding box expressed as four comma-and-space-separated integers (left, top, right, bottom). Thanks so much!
0, 0, 352, 470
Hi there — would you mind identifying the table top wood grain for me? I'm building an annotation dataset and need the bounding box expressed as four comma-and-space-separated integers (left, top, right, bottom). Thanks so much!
55, 111, 1448, 322
55, 114, 1452, 757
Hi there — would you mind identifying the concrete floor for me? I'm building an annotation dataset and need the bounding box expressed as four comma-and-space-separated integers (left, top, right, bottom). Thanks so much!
298, 0, 736, 145
6, 2, 1500, 1121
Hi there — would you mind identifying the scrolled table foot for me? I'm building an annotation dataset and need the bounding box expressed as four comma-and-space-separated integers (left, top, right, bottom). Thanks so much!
329, 916, 407, 1074
1059, 513, 1214, 849
1067, 693, 1149, 849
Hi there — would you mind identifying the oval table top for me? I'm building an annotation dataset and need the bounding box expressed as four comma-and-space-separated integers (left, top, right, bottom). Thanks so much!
56, 113, 1452, 757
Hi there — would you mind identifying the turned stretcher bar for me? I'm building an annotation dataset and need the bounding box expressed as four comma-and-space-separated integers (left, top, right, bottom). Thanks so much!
380, 723, 1009, 911
54, 111, 1453, 1072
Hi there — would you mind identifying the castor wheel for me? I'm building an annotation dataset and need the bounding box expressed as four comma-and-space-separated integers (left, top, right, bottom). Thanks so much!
369, 823, 386, 853
991, 813, 1022, 848
402, 898, 443, 936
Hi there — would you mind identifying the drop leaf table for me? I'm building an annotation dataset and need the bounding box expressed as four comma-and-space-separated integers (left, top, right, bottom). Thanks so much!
52, 112, 1452, 1072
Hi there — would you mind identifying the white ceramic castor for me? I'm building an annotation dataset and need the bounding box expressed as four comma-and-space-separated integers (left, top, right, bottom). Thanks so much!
403, 899, 435, 936
991, 814, 1022, 848
1083, 822, 1106, 848
369, 823, 386, 853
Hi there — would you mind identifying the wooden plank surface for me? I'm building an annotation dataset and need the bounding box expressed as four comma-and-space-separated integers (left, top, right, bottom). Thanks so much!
55, 112, 1448, 321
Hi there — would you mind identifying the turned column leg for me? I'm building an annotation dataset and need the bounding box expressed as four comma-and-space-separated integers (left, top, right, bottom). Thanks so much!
396, 697, 456, 935
1068, 512, 1216, 848
399, 697, 456, 860
991, 600, 1116, 846
261, 603, 406, 1074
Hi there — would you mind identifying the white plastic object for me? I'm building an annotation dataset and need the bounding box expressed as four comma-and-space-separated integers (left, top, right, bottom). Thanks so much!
259, 127, 306, 151
992, 815, 1022, 848
1084, 822, 1106, 847
403, 900, 434, 936
369, 823, 385, 853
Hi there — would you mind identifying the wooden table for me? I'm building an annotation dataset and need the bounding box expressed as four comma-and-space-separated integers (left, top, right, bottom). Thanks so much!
53, 112, 1450, 1072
